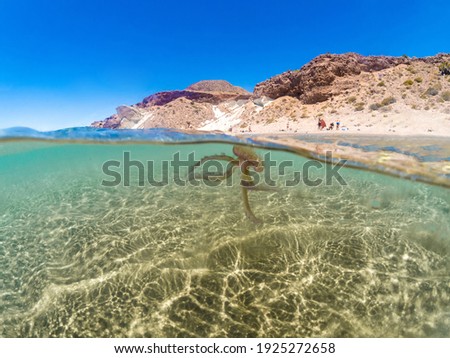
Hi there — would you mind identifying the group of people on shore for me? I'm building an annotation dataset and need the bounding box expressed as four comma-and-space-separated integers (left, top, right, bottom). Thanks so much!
318, 117, 340, 131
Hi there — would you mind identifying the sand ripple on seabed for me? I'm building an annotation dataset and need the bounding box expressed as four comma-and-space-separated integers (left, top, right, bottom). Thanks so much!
0, 174, 449, 338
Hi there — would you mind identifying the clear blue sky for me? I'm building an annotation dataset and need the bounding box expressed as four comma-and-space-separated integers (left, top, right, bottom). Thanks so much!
0, 0, 449, 130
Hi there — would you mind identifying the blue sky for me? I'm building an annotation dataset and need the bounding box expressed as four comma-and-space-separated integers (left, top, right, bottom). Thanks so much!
0, 0, 449, 130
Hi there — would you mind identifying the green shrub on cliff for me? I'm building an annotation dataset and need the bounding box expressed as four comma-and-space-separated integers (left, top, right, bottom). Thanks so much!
354, 102, 365, 111
403, 79, 414, 86
369, 103, 382, 111
368, 97, 396, 111
439, 62, 450, 75
442, 91, 450, 101
381, 96, 396, 106
426, 87, 439, 96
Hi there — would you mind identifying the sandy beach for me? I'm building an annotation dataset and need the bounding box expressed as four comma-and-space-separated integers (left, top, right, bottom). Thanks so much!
228, 108, 450, 137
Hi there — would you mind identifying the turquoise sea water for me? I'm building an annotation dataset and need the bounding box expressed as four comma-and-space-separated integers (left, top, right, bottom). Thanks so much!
0, 128, 449, 337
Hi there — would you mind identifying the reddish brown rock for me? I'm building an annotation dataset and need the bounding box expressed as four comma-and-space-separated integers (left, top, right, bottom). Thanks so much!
186, 80, 250, 95
91, 114, 120, 129
253, 53, 415, 103
138, 90, 250, 108
139, 80, 251, 108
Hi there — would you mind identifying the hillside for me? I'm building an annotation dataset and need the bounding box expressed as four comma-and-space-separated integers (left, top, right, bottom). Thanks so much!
92, 54, 450, 135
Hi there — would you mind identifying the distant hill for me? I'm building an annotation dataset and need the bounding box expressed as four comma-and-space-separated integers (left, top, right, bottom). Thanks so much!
92, 53, 450, 135
186, 80, 250, 95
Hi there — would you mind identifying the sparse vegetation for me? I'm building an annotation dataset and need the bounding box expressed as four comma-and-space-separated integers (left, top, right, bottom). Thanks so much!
347, 96, 357, 104
442, 91, 450, 102
377, 81, 385, 87
369, 103, 382, 111
381, 96, 396, 106
354, 102, 365, 111
414, 77, 423, 83
403, 79, 414, 86
425, 87, 439, 96
407, 66, 417, 74
439, 61, 450, 75
369, 96, 396, 111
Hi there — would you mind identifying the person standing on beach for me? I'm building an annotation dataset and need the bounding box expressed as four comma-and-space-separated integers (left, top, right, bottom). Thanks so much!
336, 120, 340, 130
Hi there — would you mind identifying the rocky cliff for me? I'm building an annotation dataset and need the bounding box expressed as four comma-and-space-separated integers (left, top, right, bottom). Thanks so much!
91, 80, 251, 130
254, 53, 450, 104
92, 53, 450, 134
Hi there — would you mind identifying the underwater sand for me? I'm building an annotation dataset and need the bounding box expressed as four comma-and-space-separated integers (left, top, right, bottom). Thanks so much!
0, 129, 449, 337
